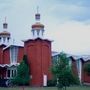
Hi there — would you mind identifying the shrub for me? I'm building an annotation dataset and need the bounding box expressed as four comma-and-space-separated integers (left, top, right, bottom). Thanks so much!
47, 79, 56, 87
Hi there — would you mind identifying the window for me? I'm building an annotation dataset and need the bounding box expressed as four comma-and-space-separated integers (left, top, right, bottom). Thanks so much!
10, 46, 18, 64
7, 70, 10, 77
14, 70, 17, 77
12, 70, 14, 77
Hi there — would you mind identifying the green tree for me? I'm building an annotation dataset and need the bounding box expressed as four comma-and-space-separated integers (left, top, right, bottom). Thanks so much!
51, 52, 79, 90
12, 55, 30, 86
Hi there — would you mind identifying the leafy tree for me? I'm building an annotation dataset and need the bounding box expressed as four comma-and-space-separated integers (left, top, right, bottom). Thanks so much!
51, 52, 79, 90
12, 55, 30, 86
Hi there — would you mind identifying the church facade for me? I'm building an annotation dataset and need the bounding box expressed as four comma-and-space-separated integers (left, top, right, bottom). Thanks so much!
0, 12, 90, 87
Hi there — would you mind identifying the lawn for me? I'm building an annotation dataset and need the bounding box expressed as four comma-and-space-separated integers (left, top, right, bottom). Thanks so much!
0, 86, 90, 90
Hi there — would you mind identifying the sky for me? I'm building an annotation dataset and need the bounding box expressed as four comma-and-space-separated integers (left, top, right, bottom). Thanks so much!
0, 0, 90, 55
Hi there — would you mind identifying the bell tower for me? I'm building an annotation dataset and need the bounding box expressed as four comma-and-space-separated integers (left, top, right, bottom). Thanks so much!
0, 17, 11, 45
24, 10, 52, 86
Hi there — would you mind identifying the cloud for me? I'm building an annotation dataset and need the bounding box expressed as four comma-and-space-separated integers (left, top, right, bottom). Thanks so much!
58, 0, 90, 7
45, 20, 90, 54
51, 4, 90, 21
49, 0, 90, 22
0, 0, 11, 4
0, 0, 14, 14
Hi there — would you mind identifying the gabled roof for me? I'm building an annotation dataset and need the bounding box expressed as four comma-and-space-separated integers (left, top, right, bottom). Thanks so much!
52, 51, 60, 56
0, 44, 6, 47
52, 51, 90, 62
23, 37, 53, 43
67, 54, 90, 61
3, 44, 24, 50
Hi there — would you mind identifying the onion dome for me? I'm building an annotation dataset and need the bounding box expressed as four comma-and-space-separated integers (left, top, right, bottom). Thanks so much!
32, 22, 44, 30
0, 31, 10, 36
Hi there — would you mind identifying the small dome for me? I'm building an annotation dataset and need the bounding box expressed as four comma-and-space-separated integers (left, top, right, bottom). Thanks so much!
0, 31, 10, 36
32, 22, 44, 29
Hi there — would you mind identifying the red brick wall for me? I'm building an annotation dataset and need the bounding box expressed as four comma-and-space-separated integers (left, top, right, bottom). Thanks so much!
17, 47, 24, 63
82, 61, 90, 83
41, 41, 52, 80
0, 47, 3, 64
0, 45, 6, 64
83, 73, 90, 83
3, 48, 10, 64
24, 38, 52, 86
70, 57, 78, 76
0, 68, 7, 79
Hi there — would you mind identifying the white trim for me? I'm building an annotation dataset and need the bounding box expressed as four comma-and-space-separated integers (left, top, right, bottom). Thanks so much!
0, 63, 19, 67
69, 59, 72, 67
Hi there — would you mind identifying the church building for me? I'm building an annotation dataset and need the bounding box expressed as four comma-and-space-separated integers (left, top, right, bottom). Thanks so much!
0, 12, 90, 87
0, 12, 52, 87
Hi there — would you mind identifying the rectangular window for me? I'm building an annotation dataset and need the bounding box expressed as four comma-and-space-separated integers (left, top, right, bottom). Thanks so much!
14, 70, 17, 77
12, 70, 14, 77
7, 70, 10, 77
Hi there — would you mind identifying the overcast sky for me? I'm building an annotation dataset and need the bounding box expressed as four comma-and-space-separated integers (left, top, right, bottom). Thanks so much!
0, 0, 90, 55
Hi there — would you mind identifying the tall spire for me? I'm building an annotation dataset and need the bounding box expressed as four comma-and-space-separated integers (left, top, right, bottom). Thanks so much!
5, 17, 6, 23
37, 6, 39, 13
3, 17, 8, 29
35, 6, 40, 22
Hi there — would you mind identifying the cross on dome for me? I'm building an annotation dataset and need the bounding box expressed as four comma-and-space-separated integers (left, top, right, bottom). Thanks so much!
3, 17, 8, 29
35, 6, 40, 22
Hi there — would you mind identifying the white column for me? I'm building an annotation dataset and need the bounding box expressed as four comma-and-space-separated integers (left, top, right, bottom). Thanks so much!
1, 38, 3, 44
32, 30, 35, 39
10, 69, 12, 78
79, 59, 82, 83
35, 30, 37, 38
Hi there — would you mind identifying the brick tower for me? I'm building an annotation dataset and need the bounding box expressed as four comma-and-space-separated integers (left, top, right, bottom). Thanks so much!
24, 10, 52, 86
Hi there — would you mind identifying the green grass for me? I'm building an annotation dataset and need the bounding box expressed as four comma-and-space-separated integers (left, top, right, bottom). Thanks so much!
0, 86, 90, 90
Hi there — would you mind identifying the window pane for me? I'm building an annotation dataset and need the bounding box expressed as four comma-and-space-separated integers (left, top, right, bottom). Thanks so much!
7, 70, 10, 77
